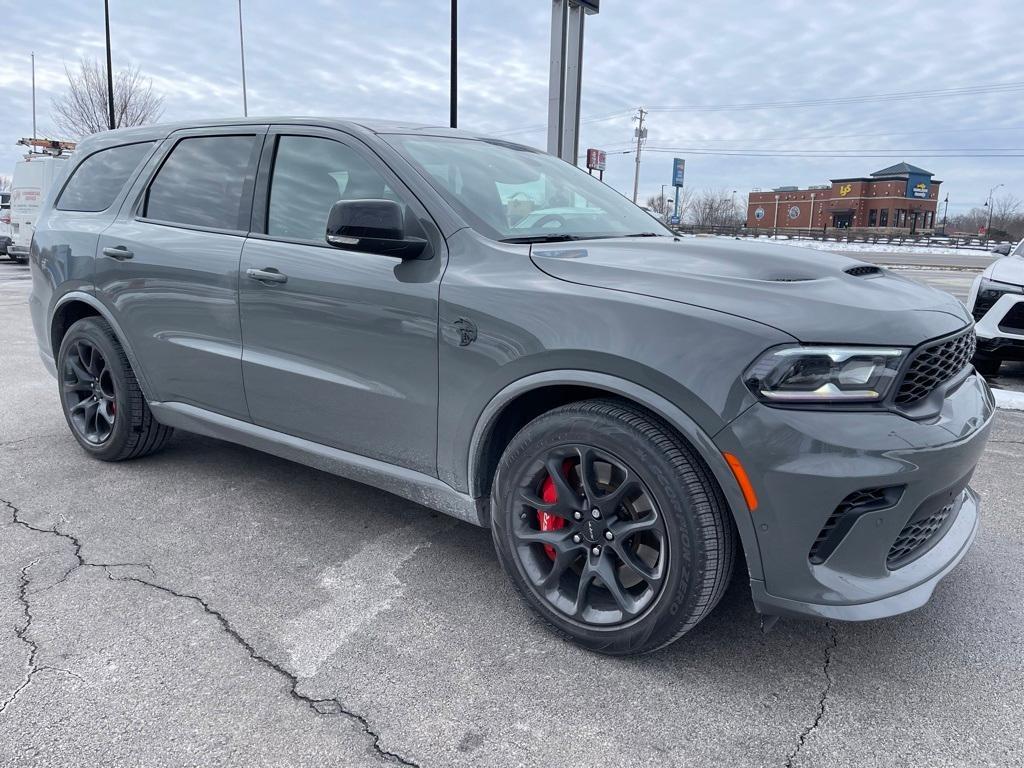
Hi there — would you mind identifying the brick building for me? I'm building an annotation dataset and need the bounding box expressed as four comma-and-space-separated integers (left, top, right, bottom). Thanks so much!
746, 162, 943, 233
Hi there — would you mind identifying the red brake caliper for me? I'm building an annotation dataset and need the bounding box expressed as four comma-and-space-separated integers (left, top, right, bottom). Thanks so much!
537, 460, 572, 560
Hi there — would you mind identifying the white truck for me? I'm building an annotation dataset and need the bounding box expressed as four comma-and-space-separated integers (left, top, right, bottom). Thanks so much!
8, 139, 75, 263
0, 191, 11, 256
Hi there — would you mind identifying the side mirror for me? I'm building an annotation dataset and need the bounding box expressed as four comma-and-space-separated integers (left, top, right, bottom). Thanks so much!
325, 199, 428, 260
993, 243, 1011, 256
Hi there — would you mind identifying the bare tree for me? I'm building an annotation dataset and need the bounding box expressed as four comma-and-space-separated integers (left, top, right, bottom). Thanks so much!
52, 58, 164, 139
644, 188, 693, 224
689, 188, 743, 228
0, 175, 11, 194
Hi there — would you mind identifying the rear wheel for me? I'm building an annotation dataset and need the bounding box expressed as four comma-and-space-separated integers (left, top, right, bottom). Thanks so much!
491, 399, 735, 655
57, 317, 173, 461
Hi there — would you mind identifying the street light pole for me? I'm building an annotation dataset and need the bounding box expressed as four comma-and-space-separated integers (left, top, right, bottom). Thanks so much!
985, 183, 1004, 243
450, 0, 457, 128
773, 194, 780, 238
238, 0, 248, 117
103, 0, 116, 130
941, 193, 949, 235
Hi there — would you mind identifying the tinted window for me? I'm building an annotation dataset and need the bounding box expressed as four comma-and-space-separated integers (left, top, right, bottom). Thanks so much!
56, 142, 154, 212
145, 135, 257, 230
267, 136, 406, 242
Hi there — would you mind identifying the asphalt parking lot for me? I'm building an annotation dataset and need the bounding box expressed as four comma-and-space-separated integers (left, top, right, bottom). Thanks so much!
1, 257, 1022, 767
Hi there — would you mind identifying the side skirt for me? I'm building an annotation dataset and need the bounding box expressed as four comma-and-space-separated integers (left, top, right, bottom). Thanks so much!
148, 401, 484, 527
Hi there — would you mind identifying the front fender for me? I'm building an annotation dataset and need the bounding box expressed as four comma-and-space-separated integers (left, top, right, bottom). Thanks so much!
464, 369, 764, 581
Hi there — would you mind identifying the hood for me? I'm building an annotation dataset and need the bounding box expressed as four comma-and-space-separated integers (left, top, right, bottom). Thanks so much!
531, 237, 971, 345
986, 254, 1024, 285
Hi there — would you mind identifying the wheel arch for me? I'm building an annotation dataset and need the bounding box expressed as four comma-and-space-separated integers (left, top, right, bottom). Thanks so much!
50, 292, 156, 402
467, 370, 764, 580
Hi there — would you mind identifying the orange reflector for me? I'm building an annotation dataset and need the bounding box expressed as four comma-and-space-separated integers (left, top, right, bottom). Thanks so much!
723, 452, 758, 512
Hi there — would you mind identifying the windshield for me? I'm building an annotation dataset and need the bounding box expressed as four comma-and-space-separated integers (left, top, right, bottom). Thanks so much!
387, 135, 671, 242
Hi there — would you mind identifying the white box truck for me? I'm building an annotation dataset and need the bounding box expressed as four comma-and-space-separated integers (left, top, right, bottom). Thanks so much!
8, 139, 75, 263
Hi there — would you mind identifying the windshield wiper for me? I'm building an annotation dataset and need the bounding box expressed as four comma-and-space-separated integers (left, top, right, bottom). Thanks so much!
500, 234, 587, 244
622, 232, 663, 238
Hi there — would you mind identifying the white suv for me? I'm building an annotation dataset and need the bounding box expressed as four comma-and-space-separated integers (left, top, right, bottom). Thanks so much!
968, 239, 1024, 374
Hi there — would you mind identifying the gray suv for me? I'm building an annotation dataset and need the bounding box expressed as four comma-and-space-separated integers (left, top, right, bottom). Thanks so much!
29, 119, 993, 654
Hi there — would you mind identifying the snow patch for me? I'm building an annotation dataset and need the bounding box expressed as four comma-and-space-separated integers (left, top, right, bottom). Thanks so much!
992, 387, 1024, 411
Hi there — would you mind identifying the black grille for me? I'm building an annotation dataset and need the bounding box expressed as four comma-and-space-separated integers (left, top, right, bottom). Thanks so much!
809, 486, 902, 565
887, 503, 955, 569
844, 265, 882, 277
894, 329, 976, 406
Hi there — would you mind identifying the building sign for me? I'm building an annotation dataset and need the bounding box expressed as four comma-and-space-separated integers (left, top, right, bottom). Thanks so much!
585, 148, 606, 171
754, 207, 766, 221
838, 183, 852, 197
672, 157, 686, 187
906, 172, 930, 199
787, 205, 801, 220
10, 188, 41, 217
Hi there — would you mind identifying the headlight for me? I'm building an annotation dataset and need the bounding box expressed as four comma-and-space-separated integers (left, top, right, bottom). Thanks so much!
978, 277, 1024, 301
745, 346, 906, 402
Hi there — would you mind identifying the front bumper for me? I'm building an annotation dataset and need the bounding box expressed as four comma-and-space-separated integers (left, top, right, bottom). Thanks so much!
974, 291, 1024, 359
715, 370, 993, 620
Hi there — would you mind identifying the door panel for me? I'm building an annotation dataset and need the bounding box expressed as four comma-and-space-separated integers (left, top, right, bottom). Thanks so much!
96, 220, 249, 419
239, 129, 442, 475
239, 239, 442, 475
93, 128, 266, 421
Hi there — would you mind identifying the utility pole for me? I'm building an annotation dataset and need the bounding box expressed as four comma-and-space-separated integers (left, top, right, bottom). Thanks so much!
31, 53, 36, 145
985, 183, 1004, 242
773, 194, 781, 238
941, 193, 949, 234
450, 0, 457, 128
104, 0, 116, 130
238, 0, 248, 117
632, 107, 646, 203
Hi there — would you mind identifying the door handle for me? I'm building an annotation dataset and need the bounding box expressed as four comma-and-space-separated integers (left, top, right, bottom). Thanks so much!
245, 267, 288, 284
102, 246, 134, 260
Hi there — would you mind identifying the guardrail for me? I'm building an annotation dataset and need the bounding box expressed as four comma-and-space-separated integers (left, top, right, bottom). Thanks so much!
670, 225, 1014, 253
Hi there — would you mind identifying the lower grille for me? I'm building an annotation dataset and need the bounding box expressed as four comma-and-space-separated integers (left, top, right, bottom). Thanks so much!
894, 328, 976, 406
998, 302, 1024, 334
809, 486, 902, 565
887, 502, 956, 569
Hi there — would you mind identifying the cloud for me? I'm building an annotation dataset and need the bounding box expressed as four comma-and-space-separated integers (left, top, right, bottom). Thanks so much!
1, 0, 1022, 212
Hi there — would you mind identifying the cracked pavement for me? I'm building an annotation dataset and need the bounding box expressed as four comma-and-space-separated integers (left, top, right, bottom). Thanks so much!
2, 261, 1023, 767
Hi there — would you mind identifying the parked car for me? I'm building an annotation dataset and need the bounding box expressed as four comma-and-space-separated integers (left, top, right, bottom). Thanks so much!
9, 150, 71, 262
967, 239, 1024, 375
29, 119, 993, 654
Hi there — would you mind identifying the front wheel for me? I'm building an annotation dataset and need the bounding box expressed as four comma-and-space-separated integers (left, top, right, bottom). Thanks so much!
491, 399, 735, 655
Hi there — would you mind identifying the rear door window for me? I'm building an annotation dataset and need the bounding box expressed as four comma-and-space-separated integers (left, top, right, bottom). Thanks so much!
144, 135, 259, 231
56, 142, 154, 212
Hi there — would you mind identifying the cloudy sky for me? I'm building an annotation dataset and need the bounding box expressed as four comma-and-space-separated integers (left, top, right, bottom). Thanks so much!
2, 0, 1023, 215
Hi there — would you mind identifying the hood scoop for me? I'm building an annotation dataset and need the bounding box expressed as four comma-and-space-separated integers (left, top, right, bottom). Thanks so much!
845, 265, 883, 277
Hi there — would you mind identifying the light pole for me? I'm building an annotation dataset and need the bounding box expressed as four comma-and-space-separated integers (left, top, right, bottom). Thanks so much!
238, 0, 248, 117
984, 183, 1004, 242
941, 193, 949, 234
450, 0, 457, 128
808, 191, 815, 238
104, 0, 115, 130
773, 194, 780, 238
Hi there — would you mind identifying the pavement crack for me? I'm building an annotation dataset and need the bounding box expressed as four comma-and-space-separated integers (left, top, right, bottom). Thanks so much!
1, 497, 419, 766
106, 572, 420, 767
784, 621, 838, 768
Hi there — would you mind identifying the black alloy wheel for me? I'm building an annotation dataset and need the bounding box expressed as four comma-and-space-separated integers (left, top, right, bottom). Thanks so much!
511, 444, 667, 626
62, 339, 118, 445
492, 399, 736, 655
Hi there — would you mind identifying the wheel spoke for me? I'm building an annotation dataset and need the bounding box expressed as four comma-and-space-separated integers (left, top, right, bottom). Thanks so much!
597, 474, 641, 511
596, 556, 641, 617
540, 548, 578, 590
67, 353, 92, 384
611, 510, 660, 539
62, 380, 92, 393
612, 541, 662, 585
69, 396, 94, 414
513, 527, 568, 546
544, 456, 582, 511
97, 399, 115, 425
575, 446, 602, 505
572, 561, 599, 617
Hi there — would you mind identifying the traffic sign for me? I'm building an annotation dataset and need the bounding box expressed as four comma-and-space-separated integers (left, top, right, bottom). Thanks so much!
672, 157, 685, 187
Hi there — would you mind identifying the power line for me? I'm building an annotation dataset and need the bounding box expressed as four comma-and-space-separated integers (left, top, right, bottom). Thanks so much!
644, 81, 1024, 113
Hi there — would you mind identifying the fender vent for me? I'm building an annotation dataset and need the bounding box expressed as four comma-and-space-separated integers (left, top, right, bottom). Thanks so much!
844, 265, 882, 277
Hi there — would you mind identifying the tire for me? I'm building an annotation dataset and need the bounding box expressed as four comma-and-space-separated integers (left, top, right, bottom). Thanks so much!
491, 399, 736, 655
57, 316, 173, 461
973, 354, 1001, 377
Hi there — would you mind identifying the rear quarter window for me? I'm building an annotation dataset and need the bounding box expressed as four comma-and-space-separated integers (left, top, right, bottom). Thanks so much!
56, 142, 154, 212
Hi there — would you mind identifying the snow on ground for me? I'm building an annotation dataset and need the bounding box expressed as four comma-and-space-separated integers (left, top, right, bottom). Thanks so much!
731, 237, 998, 256
993, 387, 1024, 411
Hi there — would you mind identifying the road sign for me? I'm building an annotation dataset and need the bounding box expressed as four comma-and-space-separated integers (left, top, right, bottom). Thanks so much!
669, 215, 680, 226
672, 157, 685, 187
586, 148, 607, 171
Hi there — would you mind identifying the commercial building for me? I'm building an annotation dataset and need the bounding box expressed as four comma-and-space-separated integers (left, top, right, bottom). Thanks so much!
746, 162, 943, 232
